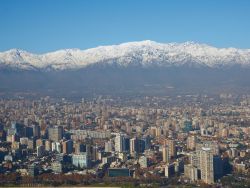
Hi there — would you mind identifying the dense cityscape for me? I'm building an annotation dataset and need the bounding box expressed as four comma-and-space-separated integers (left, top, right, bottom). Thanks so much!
0, 94, 249, 187
1, 0, 250, 187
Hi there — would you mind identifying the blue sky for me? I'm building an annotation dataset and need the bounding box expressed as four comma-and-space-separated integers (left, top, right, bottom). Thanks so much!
0, 0, 250, 53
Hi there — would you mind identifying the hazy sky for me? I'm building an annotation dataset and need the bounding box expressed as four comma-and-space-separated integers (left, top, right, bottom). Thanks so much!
0, 0, 250, 53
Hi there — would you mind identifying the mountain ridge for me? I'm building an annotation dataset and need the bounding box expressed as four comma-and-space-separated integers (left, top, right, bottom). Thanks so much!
1, 40, 250, 71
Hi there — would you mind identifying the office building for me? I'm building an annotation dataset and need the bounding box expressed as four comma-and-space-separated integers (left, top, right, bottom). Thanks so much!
72, 152, 90, 168
48, 126, 63, 142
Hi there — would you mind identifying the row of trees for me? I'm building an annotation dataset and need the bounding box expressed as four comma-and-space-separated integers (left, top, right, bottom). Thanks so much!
0, 173, 96, 186
0, 172, 173, 187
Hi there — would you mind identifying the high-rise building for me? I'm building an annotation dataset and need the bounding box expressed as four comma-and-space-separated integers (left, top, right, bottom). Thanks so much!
138, 138, 146, 153
130, 137, 139, 154
48, 126, 63, 142
62, 140, 73, 154
45, 140, 52, 151
166, 139, 176, 158
25, 126, 33, 138
150, 127, 157, 137
156, 127, 163, 137
105, 141, 113, 152
174, 158, 184, 174
32, 124, 41, 138
189, 148, 224, 184
200, 147, 214, 184
184, 164, 200, 181
213, 155, 223, 181
142, 135, 151, 150
72, 152, 90, 168
86, 144, 92, 157
162, 145, 170, 163
190, 151, 200, 168
91, 146, 98, 161
74, 142, 86, 154
115, 134, 128, 152
124, 137, 130, 152
115, 134, 123, 152
165, 163, 175, 177
187, 135, 196, 150
52, 142, 62, 153
8, 122, 25, 137
37, 145, 45, 157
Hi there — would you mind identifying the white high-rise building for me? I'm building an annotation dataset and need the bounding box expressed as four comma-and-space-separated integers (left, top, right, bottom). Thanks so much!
105, 141, 113, 152
52, 142, 62, 153
200, 147, 214, 184
72, 152, 90, 168
130, 138, 137, 154
115, 134, 125, 152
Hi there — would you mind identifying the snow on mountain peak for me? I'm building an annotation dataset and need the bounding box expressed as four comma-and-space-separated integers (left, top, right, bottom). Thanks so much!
0, 40, 250, 71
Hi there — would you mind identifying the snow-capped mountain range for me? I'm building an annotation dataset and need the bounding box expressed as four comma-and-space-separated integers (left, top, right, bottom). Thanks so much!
1, 40, 250, 71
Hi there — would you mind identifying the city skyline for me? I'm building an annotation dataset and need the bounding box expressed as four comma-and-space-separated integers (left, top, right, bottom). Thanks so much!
1, 1, 250, 187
